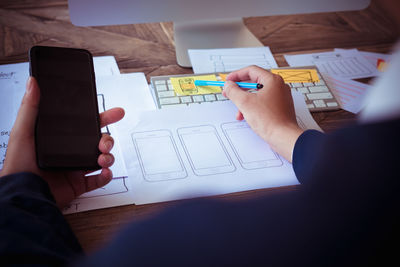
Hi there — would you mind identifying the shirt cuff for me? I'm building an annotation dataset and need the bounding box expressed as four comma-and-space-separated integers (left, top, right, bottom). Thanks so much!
292, 130, 325, 185
0, 172, 56, 203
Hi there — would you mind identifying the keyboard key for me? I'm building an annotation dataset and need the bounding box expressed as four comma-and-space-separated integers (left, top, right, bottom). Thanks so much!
307, 103, 315, 109
291, 82, 303, 87
297, 87, 309, 94
303, 82, 314, 86
204, 94, 216, 101
155, 80, 166, 85
159, 97, 180, 105
216, 94, 228, 100
327, 102, 339, 107
313, 100, 326, 108
158, 91, 176, 98
309, 85, 329, 93
193, 95, 204, 102
314, 80, 325, 86
181, 96, 193, 103
161, 103, 187, 108
307, 92, 333, 100
156, 84, 168, 92
167, 84, 174, 91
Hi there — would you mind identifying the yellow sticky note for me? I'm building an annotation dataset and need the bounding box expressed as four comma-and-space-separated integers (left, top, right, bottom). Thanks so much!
170, 75, 221, 96
219, 73, 228, 81
270, 69, 319, 83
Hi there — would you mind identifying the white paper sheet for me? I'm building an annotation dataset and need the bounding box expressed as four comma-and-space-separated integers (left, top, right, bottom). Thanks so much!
323, 74, 371, 114
117, 91, 321, 205
93, 56, 121, 76
188, 47, 278, 74
284, 50, 380, 79
63, 73, 156, 214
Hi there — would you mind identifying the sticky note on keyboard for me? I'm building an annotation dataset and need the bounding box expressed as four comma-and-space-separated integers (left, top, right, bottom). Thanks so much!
270, 69, 319, 83
219, 73, 228, 81
170, 75, 221, 96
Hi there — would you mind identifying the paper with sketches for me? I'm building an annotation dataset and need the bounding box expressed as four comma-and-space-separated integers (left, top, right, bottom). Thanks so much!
334, 48, 392, 71
284, 50, 380, 79
189, 47, 278, 74
63, 73, 156, 214
117, 91, 321, 205
323, 74, 371, 114
270, 68, 319, 83
0, 56, 120, 171
170, 74, 221, 95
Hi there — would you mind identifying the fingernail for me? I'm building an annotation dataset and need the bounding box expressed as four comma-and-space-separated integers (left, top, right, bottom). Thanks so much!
105, 155, 114, 164
105, 140, 113, 150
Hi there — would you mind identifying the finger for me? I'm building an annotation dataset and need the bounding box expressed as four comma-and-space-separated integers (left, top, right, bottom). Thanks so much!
10, 77, 40, 140
84, 168, 113, 193
97, 153, 115, 168
99, 134, 114, 153
226, 65, 274, 84
223, 81, 252, 111
100, 107, 125, 128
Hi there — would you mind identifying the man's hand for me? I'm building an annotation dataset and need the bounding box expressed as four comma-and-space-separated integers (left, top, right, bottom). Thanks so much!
0, 77, 125, 209
223, 65, 303, 162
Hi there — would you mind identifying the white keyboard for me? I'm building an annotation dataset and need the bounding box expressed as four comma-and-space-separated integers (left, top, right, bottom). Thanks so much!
150, 66, 340, 112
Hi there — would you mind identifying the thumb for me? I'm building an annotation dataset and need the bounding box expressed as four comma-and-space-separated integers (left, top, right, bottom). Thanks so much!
11, 77, 40, 139
223, 80, 251, 111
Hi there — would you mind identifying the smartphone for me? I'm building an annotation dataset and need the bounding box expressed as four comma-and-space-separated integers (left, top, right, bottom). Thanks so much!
177, 125, 235, 176
132, 130, 187, 182
29, 46, 101, 170
221, 121, 282, 170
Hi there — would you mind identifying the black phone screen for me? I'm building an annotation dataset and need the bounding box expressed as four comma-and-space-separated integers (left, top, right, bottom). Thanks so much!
29, 46, 101, 170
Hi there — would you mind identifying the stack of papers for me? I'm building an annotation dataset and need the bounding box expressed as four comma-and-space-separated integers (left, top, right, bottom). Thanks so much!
284, 48, 392, 114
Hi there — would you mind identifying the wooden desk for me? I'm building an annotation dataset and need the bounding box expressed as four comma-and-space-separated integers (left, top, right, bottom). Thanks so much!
0, 0, 398, 252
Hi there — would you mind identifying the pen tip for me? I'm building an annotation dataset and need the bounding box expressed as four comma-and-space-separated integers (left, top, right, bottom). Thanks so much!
257, 84, 263, 89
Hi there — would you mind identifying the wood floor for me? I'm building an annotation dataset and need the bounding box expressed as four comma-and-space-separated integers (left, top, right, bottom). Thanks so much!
0, 0, 398, 251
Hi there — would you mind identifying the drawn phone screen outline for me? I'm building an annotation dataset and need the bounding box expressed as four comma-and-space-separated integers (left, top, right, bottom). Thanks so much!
221, 121, 282, 170
132, 130, 187, 182
177, 125, 235, 176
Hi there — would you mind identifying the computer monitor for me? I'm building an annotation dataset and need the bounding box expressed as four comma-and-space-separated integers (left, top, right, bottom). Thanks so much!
68, 0, 370, 67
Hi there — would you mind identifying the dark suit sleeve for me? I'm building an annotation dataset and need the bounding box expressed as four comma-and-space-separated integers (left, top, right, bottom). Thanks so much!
0, 172, 82, 266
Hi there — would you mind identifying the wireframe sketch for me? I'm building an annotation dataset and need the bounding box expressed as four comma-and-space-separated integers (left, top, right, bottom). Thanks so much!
178, 77, 198, 94
312, 55, 373, 77
177, 125, 236, 176
132, 130, 187, 182
221, 121, 282, 170
273, 70, 315, 83
79, 176, 129, 198
210, 54, 274, 72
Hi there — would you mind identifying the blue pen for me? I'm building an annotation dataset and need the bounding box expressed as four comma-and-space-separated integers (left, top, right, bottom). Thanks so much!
194, 80, 263, 89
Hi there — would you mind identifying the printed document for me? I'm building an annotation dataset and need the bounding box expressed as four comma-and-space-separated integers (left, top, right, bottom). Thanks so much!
284, 49, 380, 79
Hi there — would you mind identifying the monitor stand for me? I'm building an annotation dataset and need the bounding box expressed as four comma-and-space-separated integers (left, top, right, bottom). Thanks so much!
174, 18, 263, 68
